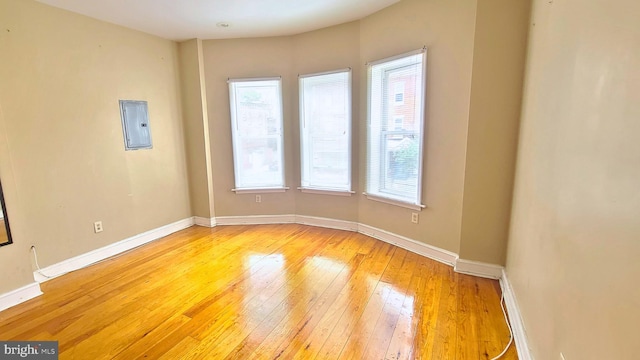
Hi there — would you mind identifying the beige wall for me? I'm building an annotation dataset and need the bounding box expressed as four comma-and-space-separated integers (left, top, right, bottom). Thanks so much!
358, 0, 478, 253
506, 0, 640, 358
197, 0, 508, 257
197, 0, 529, 259
459, 0, 531, 264
0, 0, 533, 298
4, 1, 636, 357
179, 39, 215, 219
291, 22, 361, 221
203, 37, 297, 216
197, 0, 484, 254
202, 23, 362, 221
0, 0, 191, 293
0, 102, 34, 292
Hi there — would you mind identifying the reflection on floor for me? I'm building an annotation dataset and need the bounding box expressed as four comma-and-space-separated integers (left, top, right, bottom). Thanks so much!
0, 224, 517, 359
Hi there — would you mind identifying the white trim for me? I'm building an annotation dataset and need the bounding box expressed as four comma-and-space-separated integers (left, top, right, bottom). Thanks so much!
232, 187, 289, 194
215, 215, 296, 225
365, 49, 427, 212
454, 259, 504, 279
357, 223, 457, 266
4, 213, 512, 320
227, 76, 281, 83
364, 193, 426, 211
299, 69, 353, 196
214, 215, 458, 268
229, 78, 286, 192
500, 269, 534, 360
299, 68, 352, 78
0, 282, 42, 312
366, 47, 427, 66
295, 215, 358, 231
33, 217, 194, 283
298, 188, 354, 197
194, 216, 216, 228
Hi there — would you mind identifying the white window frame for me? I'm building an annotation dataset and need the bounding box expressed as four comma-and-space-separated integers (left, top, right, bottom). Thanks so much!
365, 49, 427, 210
228, 77, 287, 193
299, 69, 353, 195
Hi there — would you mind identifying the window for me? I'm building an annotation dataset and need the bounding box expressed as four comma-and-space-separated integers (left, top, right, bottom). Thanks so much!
299, 69, 352, 193
228, 78, 285, 192
366, 50, 426, 209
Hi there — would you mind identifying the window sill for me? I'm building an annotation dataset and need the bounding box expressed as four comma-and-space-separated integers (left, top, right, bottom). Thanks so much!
232, 187, 290, 194
363, 193, 426, 211
298, 187, 355, 197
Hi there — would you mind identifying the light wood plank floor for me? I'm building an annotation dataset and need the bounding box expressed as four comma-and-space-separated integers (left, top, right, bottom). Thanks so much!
0, 224, 517, 359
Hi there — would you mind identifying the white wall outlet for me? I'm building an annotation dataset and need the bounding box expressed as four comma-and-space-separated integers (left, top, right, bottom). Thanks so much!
255, 195, 262, 203
411, 213, 419, 224
94, 221, 103, 233
560, 353, 566, 360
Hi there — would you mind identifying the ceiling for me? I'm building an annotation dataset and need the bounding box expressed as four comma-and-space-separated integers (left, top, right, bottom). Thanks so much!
36, 0, 400, 41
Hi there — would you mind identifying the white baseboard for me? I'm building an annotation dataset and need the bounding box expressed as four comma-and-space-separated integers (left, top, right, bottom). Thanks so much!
454, 259, 504, 279
357, 223, 458, 266
500, 269, 534, 360
295, 215, 358, 231
214, 215, 459, 267
29, 212, 500, 284
216, 214, 296, 225
33, 217, 195, 283
0, 282, 42, 312
4, 211, 514, 336
194, 216, 216, 228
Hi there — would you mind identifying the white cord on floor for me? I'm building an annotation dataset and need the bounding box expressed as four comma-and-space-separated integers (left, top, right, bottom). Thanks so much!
30, 245, 122, 280
30, 245, 55, 279
490, 293, 514, 360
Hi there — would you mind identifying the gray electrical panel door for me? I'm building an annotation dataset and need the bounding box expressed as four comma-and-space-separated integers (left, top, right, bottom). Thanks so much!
119, 100, 152, 150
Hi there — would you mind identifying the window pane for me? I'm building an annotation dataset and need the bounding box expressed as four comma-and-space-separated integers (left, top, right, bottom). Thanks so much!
236, 136, 282, 188
381, 132, 419, 198
229, 79, 284, 189
300, 71, 351, 191
367, 52, 426, 205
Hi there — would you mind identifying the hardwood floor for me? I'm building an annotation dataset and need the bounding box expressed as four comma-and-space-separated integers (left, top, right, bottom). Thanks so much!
0, 224, 517, 359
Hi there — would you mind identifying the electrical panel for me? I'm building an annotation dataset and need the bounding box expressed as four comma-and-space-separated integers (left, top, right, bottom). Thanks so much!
119, 100, 152, 150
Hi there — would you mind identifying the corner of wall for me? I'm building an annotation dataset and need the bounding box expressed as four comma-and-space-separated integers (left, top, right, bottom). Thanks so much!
178, 39, 216, 220
459, 0, 532, 265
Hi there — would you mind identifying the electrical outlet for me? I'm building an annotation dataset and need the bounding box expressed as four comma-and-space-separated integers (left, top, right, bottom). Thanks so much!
560, 353, 566, 360
255, 195, 262, 203
94, 221, 103, 233
411, 213, 419, 224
